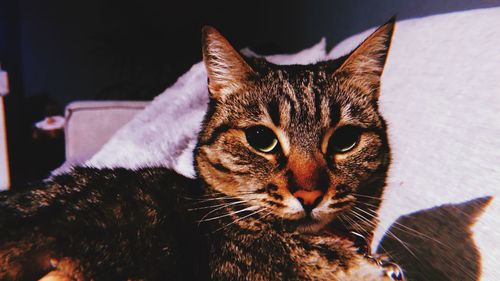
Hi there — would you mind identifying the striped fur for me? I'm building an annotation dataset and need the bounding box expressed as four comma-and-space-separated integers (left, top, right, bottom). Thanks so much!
197, 22, 393, 235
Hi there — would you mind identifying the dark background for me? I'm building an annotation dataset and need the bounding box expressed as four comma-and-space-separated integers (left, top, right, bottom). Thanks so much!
0, 0, 498, 184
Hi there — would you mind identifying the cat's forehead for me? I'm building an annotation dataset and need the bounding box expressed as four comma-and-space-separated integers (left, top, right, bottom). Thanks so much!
248, 62, 378, 123
253, 59, 339, 83
254, 60, 347, 103
216, 59, 382, 136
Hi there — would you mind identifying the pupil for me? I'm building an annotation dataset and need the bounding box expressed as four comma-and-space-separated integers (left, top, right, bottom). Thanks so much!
331, 126, 360, 153
245, 126, 278, 152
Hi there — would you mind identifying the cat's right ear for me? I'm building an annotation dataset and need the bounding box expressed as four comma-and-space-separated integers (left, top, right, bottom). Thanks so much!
334, 18, 395, 98
202, 26, 255, 100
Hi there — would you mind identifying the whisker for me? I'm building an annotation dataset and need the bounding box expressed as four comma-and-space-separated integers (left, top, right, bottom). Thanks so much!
197, 205, 259, 224
350, 209, 405, 249
389, 221, 450, 249
337, 214, 350, 231
187, 200, 247, 211
255, 208, 274, 224
351, 193, 383, 201
340, 213, 363, 233
185, 196, 234, 202
340, 213, 397, 260
348, 208, 397, 259
354, 206, 450, 249
352, 206, 379, 222
215, 207, 268, 233
196, 191, 254, 198
186, 194, 250, 203
198, 200, 249, 226
349, 209, 377, 229
350, 209, 420, 261
341, 213, 370, 238
355, 201, 379, 209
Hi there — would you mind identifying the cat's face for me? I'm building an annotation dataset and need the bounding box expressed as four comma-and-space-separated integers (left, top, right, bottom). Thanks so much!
195, 22, 394, 233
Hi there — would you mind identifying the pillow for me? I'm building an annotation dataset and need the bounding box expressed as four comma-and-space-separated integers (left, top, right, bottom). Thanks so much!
86, 38, 327, 178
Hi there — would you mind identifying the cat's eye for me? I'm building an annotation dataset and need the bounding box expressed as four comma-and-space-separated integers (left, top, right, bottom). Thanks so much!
328, 126, 362, 154
244, 126, 279, 153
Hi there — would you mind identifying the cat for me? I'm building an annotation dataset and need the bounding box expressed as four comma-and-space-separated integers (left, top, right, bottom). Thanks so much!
0, 19, 402, 281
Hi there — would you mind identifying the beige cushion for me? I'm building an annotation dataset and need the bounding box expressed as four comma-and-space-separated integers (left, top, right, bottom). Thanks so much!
64, 101, 149, 164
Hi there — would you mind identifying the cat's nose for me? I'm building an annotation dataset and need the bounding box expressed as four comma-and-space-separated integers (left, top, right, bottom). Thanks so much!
293, 190, 324, 212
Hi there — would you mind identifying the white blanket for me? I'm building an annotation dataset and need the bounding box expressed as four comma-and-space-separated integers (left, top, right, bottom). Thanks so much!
87, 7, 500, 280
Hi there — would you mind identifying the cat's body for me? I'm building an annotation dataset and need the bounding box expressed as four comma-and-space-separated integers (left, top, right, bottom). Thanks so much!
0, 168, 202, 280
0, 20, 400, 281
0, 167, 391, 281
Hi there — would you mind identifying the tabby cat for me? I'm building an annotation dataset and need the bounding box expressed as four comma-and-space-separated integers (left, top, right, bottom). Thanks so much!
0, 19, 401, 281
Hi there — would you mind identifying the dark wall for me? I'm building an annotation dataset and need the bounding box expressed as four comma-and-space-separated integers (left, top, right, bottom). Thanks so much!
1, 0, 29, 186
12, 0, 500, 105
1, 0, 499, 184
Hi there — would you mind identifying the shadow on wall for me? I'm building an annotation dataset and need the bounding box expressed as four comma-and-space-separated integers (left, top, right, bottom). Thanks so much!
378, 196, 492, 281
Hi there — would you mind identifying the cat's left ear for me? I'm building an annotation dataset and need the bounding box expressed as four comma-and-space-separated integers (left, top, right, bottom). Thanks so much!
202, 26, 255, 100
335, 18, 395, 96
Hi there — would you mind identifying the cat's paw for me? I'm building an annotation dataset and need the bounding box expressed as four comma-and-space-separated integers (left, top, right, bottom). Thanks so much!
342, 257, 405, 281
38, 270, 74, 281
362, 255, 404, 281
379, 260, 404, 281
349, 231, 405, 281
38, 258, 85, 281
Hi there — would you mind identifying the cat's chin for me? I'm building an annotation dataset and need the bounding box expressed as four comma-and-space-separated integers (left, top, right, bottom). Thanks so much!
292, 216, 351, 238
294, 218, 330, 234
294, 221, 353, 244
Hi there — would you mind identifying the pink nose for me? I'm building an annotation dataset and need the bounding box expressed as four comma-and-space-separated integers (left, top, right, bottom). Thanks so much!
293, 190, 324, 211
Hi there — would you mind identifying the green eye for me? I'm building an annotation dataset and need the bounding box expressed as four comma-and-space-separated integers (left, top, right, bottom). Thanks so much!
245, 126, 279, 153
329, 126, 361, 154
